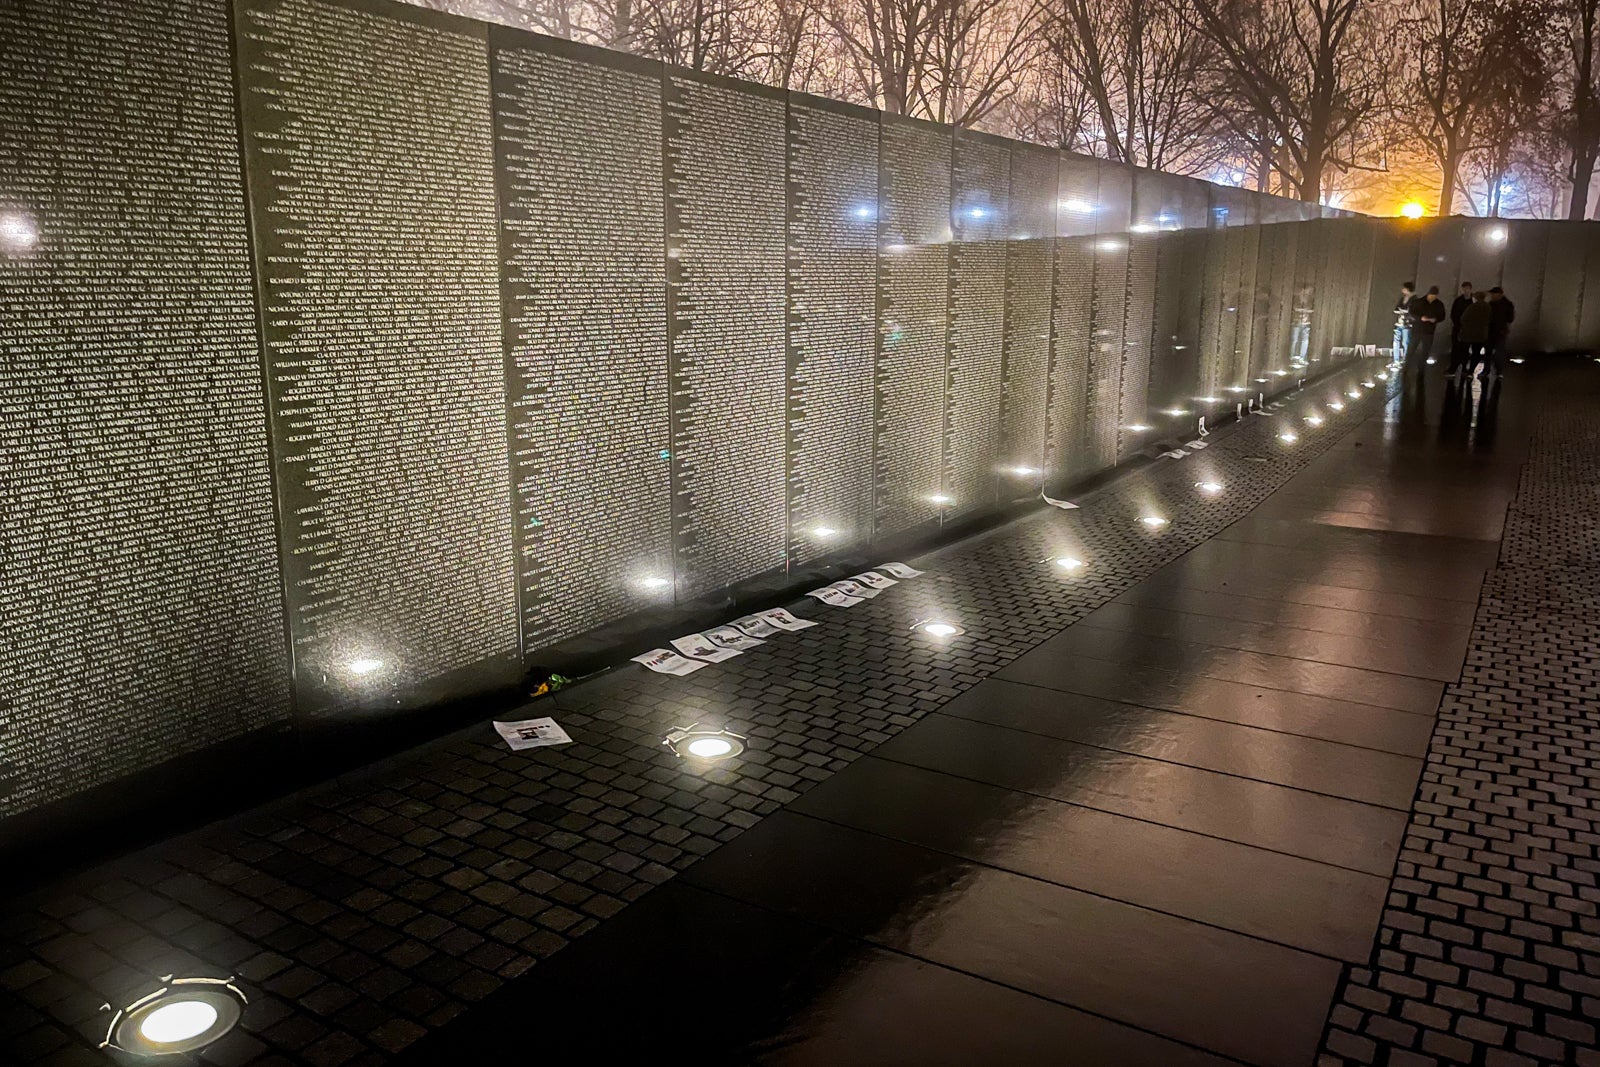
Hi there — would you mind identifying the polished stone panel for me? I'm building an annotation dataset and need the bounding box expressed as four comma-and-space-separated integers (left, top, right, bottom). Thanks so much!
793, 756, 1390, 959
937, 679, 1423, 807
1001, 627, 1445, 714
1126, 567, 1479, 625
685, 812, 1341, 1067
1075, 600, 1468, 681
872, 713, 1408, 873
1159, 538, 1485, 602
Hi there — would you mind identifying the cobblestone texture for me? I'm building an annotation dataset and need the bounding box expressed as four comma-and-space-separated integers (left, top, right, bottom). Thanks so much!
1320, 392, 1600, 1067
0, 363, 1391, 1067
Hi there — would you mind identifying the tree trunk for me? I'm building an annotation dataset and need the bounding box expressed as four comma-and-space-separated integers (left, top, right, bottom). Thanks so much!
1438, 148, 1460, 216
1569, 152, 1597, 221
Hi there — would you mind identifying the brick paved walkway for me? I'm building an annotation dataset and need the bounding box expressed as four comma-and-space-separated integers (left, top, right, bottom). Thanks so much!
1320, 378, 1600, 1067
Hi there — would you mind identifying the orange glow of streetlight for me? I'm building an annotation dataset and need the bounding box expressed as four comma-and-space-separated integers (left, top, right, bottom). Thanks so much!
1400, 201, 1425, 220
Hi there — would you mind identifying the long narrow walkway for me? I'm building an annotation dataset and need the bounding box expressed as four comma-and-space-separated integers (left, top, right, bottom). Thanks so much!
7, 358, 1584, 1067
397, 365, 1536, 1067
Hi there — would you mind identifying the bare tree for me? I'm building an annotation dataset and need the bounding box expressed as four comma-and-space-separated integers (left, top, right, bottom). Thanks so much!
1053, 0, 1221, 171
1549, 0, 1600, 217
1185, 0, 1385, 202
822, 0, 1042, 124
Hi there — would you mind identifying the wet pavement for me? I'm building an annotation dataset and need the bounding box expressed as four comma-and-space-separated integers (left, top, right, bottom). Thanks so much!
9, 357, 1598, 1067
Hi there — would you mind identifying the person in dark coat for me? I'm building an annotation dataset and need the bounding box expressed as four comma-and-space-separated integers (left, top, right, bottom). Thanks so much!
1447, 281, 1474, 373
1457, 291, 1492, 379
1482, 287, 1516, 379
1405, 286, 1445, 370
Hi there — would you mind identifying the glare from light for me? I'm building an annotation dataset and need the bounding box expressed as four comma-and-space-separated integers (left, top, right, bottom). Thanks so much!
1140, 515, 1169, 529
0, 211, 39, 252
1485, 225, 1508, 245
1053, 556, 1085, 572
811, 525, 839, 539
1377, 371, 1390, 380
1005, 465, 1041, 477
1163, 408, 1189, 417
1097, 238, 1125, 253
1225, 386, 1246, 393
966, 206, 988, 220
1329, 401, 1345, 411
1347, 390, 1361, 399
927, 493, 954, 506
852, 204, 876, 220
923, 622, 961, 637
1272, 370, 1289, 376
1195, 395, 1222, 403
1426, 357, 1437, 365
1229, 170, 1246, 184
1195, 481, 1223, 495
1305, 415, 1324, 426
1400, 201, 1425, 219
1279, 432, 1298, 442
1125, 423, 1151, 432
1255, 377, 1270, 383
348, 658, 383, 676
686, 737, 734, 759
139, 1001, 218, 1045
637, 575, 672, 591
1059, 197, 1097, 214
1510, 357, 1526, 364
1361, 380, 1376, 387
1129, 222, 1157, 234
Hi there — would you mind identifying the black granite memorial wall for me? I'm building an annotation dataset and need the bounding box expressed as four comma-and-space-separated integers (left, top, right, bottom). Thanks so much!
5, 0, 1448, 832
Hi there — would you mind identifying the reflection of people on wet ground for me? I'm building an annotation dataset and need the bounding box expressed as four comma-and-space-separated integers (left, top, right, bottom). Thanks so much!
1455, 291, 1492, 380
1405, 286, 1445, 371
1447, 281, 1474, 373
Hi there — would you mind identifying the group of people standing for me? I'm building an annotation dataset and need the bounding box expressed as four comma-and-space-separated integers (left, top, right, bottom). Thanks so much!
1397, 281, 1516, 380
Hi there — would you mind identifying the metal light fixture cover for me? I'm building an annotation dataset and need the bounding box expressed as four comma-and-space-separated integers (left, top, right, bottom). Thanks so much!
101, 976, 246, 1056
663, 723, 747, 761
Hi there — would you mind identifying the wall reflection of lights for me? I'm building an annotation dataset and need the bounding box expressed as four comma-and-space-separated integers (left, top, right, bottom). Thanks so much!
1278, 431, 1299, 442
1272, 369, 1290, 377
1195, 395, 1221, 403
927, 493, 954, 506
1053, 556, 1085, 572
1163, 408, 1188, 417
100, 977, 246, 1057
1005, 465, 1041, 477
1347, 390, 1361, 399
0, 210, 40, 253
1139, 515, 1169, 530
1125, 423, 1151, 433
1328, 401, 1345, 411
811, 525, 840, 539
1059, 197, 1097, 215
966, 206, 989, 220
1484, 226, 1508, 246
916, 620, 966, 638
851, 204, 876, 221
1195, 481, 1223, 495
1097, 239, 1125, 253
1361, 380, 1376, 388
663, 724, 747, 762
1305, 415, 1324, 426
1129, 222, 1158, 234
637, 575, 672, 592
347, 657, 384, 676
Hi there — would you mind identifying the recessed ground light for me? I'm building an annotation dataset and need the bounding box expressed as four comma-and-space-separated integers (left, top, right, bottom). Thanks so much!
1139, 515, 1170, 529
1377, 371, 1390, 380
1254, 377, 1270, 383
1195, 481, 1223, 495
1361, 380, 1376, 387
1278, 431, 1299, 442
1304, 415, 1324, 426
1426, 357, 1437, 365
1195, 395, 1222, 403
1052, 556, 1085, 572
1328, 401, 1345, 411
1347, 390, 1362, 399
1226, 386, 1247, 393
1510, 357, 1525, 364
1272, 370, 1290, 377
101, 978, 246, 1057
663, 724, 747, 761
915, 620, 966, 638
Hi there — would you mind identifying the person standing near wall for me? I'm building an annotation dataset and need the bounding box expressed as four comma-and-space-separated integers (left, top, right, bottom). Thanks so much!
1394, 281, 1416, 361
1406, 286, 1445, 371
1448, 281, 1474, 373
1457, 291, 1492, 379
1484, 287, 1517, 380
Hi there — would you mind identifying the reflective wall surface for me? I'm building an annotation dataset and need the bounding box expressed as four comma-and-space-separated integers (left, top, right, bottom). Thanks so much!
2, 0, 1390, 824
